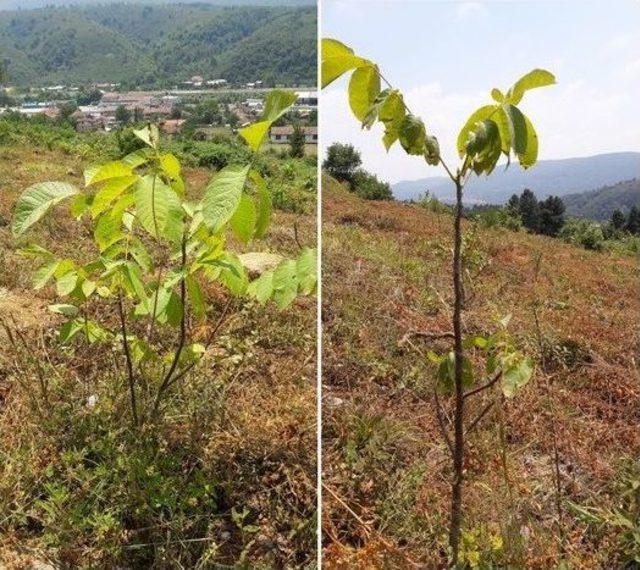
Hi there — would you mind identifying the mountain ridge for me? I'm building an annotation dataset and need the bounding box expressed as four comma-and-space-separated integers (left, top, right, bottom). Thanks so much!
392, 152, 640, 205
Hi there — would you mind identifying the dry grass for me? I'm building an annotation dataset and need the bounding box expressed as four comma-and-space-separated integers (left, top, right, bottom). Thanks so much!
322, 177, 639, 568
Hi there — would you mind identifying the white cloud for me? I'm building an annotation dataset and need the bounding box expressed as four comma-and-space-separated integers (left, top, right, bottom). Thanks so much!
454, 1, 487, 21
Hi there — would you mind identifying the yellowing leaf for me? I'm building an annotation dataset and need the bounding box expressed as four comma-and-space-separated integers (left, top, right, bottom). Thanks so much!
348, 65, 380, 122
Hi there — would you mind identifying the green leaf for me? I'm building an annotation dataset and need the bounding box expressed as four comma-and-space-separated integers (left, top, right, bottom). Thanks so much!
296, 247, 317, 295
437, 352, 474, 393
348, 65, 381, 122
502, 103, 528, 156
59, 319, 84, 343
56, 270, 78, 297
506, 69, 556, 105
467, 120, 502, 176
121, 149, 149, 169
519, 113, 539, 168
135, 175, 183, 241
186, 275, 205, 317
33, 260, 60, 289
217, 253, 248, 296
94, 210, 123, 252
424, 135, 440, 166
262, 89, 298, 123
85, 161, 132, 186
491, 88, 504, 102
230, 194, 256, 244
321, 38, 370, 88
48, 304, 78, 317
501, 357, 533, 398
160, 153, 181, 180
457, 105, 497, 158
91, 175, 137, 218
202, 164, 250, 232
247, 270, 274, 304
378, 90, 405, 150
133, 124, 160, 149
239, 90, 297, 151
252, 170, 271, 238
70, 193, 90, 219
399, 114, 426, 156
12, 181, 78, 236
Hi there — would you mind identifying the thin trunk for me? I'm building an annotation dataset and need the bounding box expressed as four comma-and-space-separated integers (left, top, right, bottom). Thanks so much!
152, 233, 188, 417
118, 293, 139, 427
449, 178, 465, 566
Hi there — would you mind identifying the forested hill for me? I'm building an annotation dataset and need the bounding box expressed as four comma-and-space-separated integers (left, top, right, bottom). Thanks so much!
563, 179, 640, 221
0, 4, 317, 87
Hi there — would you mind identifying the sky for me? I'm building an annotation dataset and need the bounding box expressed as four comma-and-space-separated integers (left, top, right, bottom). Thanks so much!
321, 0, 640, 183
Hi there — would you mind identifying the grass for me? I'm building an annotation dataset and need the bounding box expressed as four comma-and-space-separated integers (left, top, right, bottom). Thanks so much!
0, 144, 317, 568
322, 176, 640, 568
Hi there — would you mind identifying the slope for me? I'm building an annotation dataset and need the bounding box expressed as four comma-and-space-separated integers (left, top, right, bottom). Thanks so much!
322, 176, 639, 568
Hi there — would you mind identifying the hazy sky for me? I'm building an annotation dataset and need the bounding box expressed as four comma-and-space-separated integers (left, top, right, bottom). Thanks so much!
321, 0, 640, 183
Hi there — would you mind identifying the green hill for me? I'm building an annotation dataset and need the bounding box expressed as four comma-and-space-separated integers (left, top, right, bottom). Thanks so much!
562, 179, 640, 221
0, 4, 317, 87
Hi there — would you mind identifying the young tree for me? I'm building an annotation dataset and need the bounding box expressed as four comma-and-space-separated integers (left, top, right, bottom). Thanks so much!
322, 38, 554, 565
289, 123, 306, 158
519, 188, 539, 232
11, 91, 317, 427
538, 195, 565, 237
322, 142, 362, 185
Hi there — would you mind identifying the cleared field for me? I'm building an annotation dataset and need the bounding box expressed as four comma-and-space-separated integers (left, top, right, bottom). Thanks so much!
322, 177, 639, 568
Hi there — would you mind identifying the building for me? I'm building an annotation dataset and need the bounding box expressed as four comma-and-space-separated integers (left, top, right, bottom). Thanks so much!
295, 91, 318, 108
160, 119, 185, 136
269, 125, 318, 144
73, 111, 105, 132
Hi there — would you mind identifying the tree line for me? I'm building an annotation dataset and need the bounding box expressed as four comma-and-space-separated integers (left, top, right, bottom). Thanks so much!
322, 142, 393, 200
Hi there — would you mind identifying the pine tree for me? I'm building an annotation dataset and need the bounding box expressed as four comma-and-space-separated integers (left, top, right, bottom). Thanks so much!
625, 205, 640, 235
538, 195, 565, 237
519, 188, 539, 232
611, 209, 626, 231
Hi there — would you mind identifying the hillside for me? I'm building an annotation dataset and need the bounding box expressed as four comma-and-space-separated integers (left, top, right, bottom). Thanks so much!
563, 178, 640, 221
2, 0, 315, 7
393, 152, 640, 204
0, 4, 317, 87
322, 177, 639, 567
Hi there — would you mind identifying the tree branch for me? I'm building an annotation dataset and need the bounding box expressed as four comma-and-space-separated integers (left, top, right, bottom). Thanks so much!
463, 369, 502, 400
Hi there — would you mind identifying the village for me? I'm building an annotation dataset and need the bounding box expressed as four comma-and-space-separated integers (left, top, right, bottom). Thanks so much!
0, 76, 317, 145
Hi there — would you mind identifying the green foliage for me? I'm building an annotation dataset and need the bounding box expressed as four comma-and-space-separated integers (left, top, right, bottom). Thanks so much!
429, 318, 533, 399
322, 141, 362, 184
568, 462, 640, 567
289, 123, 306, 158
0, 5, 316, 87
11, 95, 316, 424
558, 218, 605, 251
350, 169, 393, 201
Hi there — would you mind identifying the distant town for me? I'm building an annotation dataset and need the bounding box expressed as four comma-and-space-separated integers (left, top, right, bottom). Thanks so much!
0, 76, 318, 144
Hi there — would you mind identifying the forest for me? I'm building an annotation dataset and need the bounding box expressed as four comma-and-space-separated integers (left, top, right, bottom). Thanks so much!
0, 4, 317, 87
